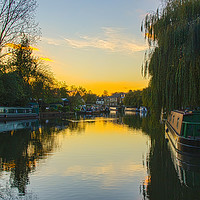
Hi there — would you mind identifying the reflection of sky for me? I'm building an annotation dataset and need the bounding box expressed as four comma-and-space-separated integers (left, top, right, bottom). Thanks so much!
29, 119, 150, 200
35, 0, 160, 94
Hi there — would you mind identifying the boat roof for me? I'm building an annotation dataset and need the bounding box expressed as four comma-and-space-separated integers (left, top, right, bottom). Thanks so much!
171, 110, 200, 123
172, 110, 200, 115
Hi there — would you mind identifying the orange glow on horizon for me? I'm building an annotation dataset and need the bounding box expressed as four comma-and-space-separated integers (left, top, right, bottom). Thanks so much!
82, 80, 149, 95
53, 75, 149, 95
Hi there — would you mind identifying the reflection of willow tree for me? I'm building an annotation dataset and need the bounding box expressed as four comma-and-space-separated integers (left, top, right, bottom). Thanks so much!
140, 116, 180, 200
124, 114, 180, 199
122, 114, 142, 130
67, 121, 88, 133
0, 118, 70, 196
122, 114, 200, 199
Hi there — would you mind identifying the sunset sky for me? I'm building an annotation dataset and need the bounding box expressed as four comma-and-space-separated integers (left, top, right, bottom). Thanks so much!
35, 0, 160, 95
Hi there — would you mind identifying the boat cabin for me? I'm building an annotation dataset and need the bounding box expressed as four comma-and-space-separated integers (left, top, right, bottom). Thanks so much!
0, 106, 38, 120
167, 110, 200, 138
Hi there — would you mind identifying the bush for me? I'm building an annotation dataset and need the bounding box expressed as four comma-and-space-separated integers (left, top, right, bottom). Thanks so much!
62, 106, 70, 112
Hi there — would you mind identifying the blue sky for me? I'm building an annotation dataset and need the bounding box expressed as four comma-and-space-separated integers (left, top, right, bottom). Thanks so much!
35, 0, 161, 94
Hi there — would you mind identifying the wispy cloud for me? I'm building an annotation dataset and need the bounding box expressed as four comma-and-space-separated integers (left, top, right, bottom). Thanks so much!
41, 37, 63, 46
63, 27, 147, 54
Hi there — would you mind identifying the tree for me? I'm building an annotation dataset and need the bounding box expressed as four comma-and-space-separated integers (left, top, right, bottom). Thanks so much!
0, 72, 26, 106
123, 90, 142, 107
69, 85, 87, 97
5, 35, 54, 105
142, 87, 152, 109
68, 91, 85, 111
58, 82, 69, 98
141, 0, 200, 113
0, 0, 39, 57
10, 35, 37, 83
83, 92, 97, 104
102, 90, 108, 97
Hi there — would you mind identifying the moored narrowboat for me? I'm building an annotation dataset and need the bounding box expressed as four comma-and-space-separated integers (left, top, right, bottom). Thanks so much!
0, 107, 39, 120
165, 110, 200, 156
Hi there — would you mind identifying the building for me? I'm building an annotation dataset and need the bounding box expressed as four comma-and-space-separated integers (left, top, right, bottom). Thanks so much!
96, 98, 105, 105
107, 92, 126, 106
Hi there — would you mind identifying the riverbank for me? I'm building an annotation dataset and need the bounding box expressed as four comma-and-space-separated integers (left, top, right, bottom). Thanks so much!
39, 111, 75, 119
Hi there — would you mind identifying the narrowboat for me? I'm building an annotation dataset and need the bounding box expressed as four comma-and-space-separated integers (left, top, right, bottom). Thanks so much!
124, 107, 138, 112
165, 110, 200, 156
0, 107, 39, 120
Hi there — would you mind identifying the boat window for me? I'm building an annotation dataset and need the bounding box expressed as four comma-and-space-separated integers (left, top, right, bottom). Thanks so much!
8, 109, 15, 113
177, 118, 179, 129
0, 109, 4, 113
17, 109, 24, 113
172, 115, 175, 124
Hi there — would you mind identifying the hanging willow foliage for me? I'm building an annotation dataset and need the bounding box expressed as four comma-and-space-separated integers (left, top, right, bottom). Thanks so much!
141, 0, 200, 112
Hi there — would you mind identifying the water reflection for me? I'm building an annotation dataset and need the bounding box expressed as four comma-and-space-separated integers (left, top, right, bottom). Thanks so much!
0, 114, 199, 199
166, 130, 200, 188
140, 115, 200, 200
0, 118, 70, 198
0, 119, 39, 133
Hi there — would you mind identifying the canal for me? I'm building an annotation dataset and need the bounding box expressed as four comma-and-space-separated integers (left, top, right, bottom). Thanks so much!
0, 113, 200, 199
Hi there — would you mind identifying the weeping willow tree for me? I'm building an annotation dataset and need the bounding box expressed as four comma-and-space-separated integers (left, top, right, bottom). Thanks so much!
141, 0, 200, 113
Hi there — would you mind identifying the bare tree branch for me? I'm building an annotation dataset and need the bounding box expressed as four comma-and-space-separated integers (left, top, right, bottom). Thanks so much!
0, 0, 40, 55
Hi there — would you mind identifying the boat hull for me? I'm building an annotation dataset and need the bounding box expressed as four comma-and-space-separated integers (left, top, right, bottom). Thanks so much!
0, 113, 38, 121
165, 121, 200, 156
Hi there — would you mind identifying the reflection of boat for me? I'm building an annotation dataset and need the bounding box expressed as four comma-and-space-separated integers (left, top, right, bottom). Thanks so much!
139, 106, 147, 113
165, 128, 200, 188
109, 106, 118, 111
139, 111, 147, 118
0, 119, 39, 133
165, 110, 200, 156
124, 111, 138, 115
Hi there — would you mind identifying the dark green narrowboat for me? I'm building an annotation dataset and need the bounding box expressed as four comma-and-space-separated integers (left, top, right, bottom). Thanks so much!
165, 110, 200, 156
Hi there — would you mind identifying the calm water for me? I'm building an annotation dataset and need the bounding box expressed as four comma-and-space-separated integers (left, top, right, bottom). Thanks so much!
0, 113, 200, 200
